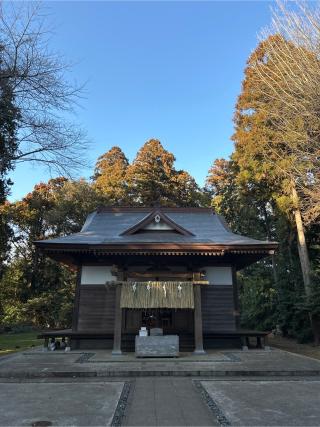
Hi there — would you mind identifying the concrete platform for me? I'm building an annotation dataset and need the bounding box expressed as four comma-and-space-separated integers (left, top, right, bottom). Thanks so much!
199, 379, 320, 425
0, 381, 125, 426
0, 348, 320, 378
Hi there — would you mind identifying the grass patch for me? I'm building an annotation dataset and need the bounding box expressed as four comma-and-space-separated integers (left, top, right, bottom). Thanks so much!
0, 331, 40, 356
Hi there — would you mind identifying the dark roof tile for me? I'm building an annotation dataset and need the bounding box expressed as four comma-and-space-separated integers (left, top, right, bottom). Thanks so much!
35, 207, 276, 247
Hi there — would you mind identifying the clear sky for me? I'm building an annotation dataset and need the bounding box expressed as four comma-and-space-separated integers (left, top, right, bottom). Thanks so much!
10, 0, 273, 201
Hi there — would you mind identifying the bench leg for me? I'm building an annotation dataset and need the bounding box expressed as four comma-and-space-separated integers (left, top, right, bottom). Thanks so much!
43, 337, 49, 351
256, 336, 262, 349
70, 338, 80, 350
263, 336, 270, 351
241, 336, 249, 351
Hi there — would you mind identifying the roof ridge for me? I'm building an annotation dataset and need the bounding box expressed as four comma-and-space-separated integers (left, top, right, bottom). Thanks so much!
96, 206, 215, 213
80, 211, 97, 232
215, 214, 233, 233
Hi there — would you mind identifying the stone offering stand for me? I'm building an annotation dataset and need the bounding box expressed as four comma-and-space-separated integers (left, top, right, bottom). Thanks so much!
135, 335, 179, 357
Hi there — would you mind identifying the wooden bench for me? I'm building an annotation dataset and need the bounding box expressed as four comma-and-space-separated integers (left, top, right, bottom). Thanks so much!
37, 330, 114, 350
204, 330, 270, 350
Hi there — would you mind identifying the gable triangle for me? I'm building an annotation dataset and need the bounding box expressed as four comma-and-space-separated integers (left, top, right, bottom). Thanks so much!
119, 209, 195, 236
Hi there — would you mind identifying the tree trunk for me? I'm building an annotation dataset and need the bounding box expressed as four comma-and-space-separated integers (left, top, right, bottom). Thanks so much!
262, 203, 279, 286
291, 183, 319, 345
291, 184, 311, 295
287, 227, 300, 290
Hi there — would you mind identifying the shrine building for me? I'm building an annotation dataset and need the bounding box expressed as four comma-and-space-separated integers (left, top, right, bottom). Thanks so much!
35, 207, 277, 354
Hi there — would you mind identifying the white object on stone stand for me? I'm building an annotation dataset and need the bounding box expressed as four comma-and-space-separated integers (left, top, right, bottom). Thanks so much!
139, 327, 148, 337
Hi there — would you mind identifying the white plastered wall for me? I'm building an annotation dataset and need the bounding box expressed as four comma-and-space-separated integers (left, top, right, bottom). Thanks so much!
203, 266, 233, 285
144, 221, 173, 230
81, 266, 114, 285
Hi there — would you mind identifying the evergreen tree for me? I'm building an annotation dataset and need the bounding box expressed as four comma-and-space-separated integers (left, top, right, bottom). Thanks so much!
126, 139, 177, 206
206, 157, 308, 340
232, 35, 316, 309
209, 35, 320, 342
126, 139, 206, 207
173, 170, 208, 207
0, 178, 105, 328
93, 147, 129, 205
233, 36, 320, 342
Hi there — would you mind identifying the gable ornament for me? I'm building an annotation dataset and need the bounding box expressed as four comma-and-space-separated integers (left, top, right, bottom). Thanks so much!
154, 214, 161, 223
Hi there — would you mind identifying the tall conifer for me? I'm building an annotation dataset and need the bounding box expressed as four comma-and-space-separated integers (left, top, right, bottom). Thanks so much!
93, 146, 129, 205
126, 139, 176, 206
232, 36, 319, 343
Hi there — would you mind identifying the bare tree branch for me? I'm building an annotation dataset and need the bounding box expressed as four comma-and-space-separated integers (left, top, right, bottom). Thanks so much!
249, 0, 320, 224
0, 2, 89, 177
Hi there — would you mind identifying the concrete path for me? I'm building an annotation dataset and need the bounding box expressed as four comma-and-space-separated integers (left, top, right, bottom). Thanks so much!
123, 378, 217, 426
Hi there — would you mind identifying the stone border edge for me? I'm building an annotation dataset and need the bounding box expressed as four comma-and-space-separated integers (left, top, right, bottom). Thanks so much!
74, 351, 241, 364
75, 352, 95, 363
193, 380, 231, 426
111, 381, 132, 427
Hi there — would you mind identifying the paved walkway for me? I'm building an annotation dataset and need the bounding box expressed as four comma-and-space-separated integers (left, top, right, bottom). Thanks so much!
1, 349, 320, 426
123, 378, 216, 426
1, 376, 320, 426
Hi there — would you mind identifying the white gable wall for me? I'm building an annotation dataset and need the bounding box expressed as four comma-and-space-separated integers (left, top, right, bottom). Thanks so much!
81, 266, 114, 285
143, 221, 173, 230
203, 267, 233, 285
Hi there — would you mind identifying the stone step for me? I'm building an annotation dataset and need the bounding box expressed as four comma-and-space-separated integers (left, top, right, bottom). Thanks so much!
1, 369, 320, 379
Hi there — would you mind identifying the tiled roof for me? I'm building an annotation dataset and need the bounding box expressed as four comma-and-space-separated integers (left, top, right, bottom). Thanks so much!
34, 207, 276, 248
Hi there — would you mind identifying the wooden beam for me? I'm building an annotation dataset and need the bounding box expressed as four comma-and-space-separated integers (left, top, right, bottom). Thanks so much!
192, 281, 209, 285
129, 271, 193, 279
105, 280, 209, 286
72, 266, 81, 332
193, 279, 206, 355
112, 269, 124, 356
35, 241, 278, 252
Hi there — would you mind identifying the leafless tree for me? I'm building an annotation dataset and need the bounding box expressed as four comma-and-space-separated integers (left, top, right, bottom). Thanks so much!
249, 0, 320, 342
255, 1, 320, 225
0, 2, 89, 176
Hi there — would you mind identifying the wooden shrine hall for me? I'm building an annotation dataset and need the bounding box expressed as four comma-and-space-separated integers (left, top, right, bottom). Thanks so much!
35, 207, 278, 354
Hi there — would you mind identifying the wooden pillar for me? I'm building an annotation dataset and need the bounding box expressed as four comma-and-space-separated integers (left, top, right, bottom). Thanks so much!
72, 266, 81, 332
112, 270, 124, 356
193, 284, 206, 355
232, 266, 240, 330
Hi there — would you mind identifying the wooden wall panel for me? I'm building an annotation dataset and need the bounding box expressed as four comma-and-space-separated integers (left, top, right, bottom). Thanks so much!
173, 309, 194, 333
201, 286, 236, 332
78, 285, 116, 332
77, 284, 236, 333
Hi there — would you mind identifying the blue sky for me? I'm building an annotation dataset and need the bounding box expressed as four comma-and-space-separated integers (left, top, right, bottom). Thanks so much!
10, 1, 273, 201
